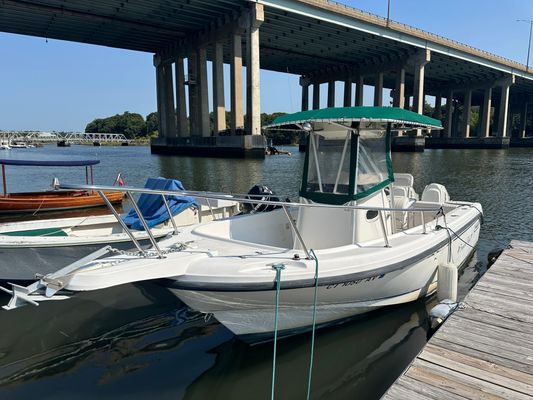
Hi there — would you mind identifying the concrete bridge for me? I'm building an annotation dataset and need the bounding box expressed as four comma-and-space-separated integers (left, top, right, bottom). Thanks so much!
2, 0, 533, 156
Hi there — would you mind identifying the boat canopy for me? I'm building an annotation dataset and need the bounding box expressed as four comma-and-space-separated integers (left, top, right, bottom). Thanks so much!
0, 159, 100, 167
265, 107, 442, 205
264, 106, 443, 130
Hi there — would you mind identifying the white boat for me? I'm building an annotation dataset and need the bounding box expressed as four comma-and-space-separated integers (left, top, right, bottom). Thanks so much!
0, 177, 238, 280
0, 143, 11, 150
9, 142, 28, 148
1, 107, 483, 340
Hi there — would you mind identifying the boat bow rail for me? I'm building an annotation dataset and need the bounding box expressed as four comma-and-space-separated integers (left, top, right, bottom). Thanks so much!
57, 182, 447, 257
0, 182, 456, 311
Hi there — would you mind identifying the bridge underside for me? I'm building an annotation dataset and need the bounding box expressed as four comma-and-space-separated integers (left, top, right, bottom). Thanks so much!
2, 0, 533, 155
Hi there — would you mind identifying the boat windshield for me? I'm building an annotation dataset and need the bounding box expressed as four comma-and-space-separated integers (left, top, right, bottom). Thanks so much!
306, 131, 352, 196
357, 128, 392, 197
300, 123, 393, 205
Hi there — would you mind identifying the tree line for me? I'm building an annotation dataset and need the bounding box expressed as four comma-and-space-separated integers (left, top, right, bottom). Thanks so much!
85, 111, 299, 144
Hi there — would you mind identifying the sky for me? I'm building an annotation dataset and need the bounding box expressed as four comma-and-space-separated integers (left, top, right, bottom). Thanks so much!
0, 0, 532, 131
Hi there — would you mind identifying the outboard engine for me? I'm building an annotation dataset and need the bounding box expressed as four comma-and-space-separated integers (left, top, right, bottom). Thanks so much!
241, 185, 281, 214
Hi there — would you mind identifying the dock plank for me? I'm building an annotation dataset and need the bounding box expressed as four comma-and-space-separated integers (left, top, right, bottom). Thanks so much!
383, 240, 533, 399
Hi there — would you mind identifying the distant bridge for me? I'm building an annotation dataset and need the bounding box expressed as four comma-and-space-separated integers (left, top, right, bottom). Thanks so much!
0, 131, 129, 144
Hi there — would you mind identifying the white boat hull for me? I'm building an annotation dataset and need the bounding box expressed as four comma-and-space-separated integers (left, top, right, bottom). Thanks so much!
166, 216, 480, 336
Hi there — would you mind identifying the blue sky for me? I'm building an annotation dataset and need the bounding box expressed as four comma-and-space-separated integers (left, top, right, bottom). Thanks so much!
0, 0, 532, 131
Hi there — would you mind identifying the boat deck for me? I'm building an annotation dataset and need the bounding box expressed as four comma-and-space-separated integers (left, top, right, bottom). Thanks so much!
382, 240, 533, 399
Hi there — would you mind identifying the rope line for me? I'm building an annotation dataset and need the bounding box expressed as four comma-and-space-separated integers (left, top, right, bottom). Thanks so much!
270, 263, 285, 400
306, 249, 319, 400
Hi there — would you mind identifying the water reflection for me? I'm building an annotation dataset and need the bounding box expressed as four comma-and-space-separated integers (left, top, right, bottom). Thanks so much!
0, 284, 430, 400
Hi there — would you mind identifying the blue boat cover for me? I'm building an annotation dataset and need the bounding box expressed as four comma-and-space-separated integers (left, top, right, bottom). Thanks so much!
122, 177, 197, 230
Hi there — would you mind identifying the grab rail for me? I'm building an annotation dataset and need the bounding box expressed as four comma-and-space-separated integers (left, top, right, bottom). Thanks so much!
64, 183, 444, 256
60, 183, 443, 213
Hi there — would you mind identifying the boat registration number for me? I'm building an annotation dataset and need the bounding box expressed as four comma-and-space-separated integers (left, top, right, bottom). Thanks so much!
326, 274, 385, 289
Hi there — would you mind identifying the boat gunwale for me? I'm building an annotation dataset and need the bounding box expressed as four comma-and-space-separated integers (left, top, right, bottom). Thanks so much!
164, 207, 482, 292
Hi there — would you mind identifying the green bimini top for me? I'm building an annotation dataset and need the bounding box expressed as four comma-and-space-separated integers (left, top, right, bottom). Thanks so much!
264, 106, 442, 130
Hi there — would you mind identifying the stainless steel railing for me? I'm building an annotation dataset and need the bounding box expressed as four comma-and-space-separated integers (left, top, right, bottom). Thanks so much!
62, 183, 444, 260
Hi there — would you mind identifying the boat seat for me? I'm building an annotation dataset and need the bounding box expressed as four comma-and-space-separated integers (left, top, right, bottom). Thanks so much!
392, 196, 415, 231
421, 183, 450, 204
392, 186, 408, 198
393, 173, 414, 188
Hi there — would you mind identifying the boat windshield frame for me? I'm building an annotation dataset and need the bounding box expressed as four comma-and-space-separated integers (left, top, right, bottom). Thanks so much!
299, 122, 393, 205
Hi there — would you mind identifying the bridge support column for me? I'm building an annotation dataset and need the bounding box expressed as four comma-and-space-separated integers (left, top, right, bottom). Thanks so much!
312, 83, 320, 109
393, 68, 405, 108
497, 76, 515, 137
355, 75, 364, 106
444, 90, 454, 138
154, 55, 177, 141
187, 51, 199, 137
343, 79, 352, 107
480, 87, 492, 138
175, 57, 188, 137
374, 72, 383, 106
434, 93, 442, 119
230, 34, 244, 134
404, 94, 411, 110
520, 102, 528, 138
246, 3, 263, 135
300, 77, 310, 111
412, 50, 431, 138
213, 42, 226, 134
327, 81, 335, 107
198, 47, 210, 137
461, 89, 472, 138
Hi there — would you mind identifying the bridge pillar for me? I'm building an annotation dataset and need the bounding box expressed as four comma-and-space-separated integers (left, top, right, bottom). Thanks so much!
175, 57, 188, 137
497, 76, 515, 137
230, 33, 244, 134
374, 72, 383, 106
213, 42, 226, 134
198, 47, 210, 137
393, 68, 405, 108
412, 49, 431, 137
327, 81, 335, 107
187, 51, 199, 137
479, 87, 492, 138
461, 89, 472, 138
355, 75, 364, 106
404, 94, 410, 110
246, 2, 263, 135
343, 79, 352, 107
434, 93, 442, 119
520, 102, 529, 138
312, 82, 320, 109
154, 55, 177, 141
444, 90, 454, 138
300, 77, 310, 111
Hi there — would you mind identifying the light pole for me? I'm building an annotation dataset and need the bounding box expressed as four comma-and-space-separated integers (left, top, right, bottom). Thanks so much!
386, 0, 391, 27
517, 19, 533, 71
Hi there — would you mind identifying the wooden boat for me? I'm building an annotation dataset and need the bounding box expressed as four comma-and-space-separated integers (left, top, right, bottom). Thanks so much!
0, 158, 123, 214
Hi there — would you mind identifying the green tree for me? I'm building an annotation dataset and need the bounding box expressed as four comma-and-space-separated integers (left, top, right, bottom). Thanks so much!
85, 111, 147, 138
146, 112, 159, 137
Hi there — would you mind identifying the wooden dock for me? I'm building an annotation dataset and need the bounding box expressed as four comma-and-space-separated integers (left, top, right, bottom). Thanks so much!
383, 240, 533, 399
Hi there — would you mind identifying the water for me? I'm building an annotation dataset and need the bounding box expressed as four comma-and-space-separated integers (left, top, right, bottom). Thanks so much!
0, 145, 532, 399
